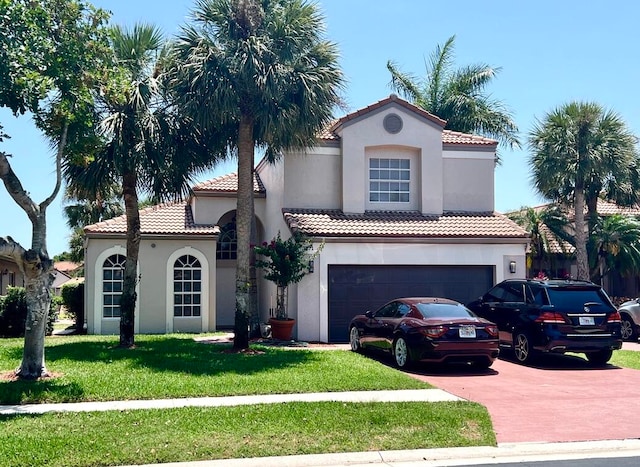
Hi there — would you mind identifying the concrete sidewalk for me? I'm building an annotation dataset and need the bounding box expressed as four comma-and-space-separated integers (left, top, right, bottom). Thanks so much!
0, 388, 460, 415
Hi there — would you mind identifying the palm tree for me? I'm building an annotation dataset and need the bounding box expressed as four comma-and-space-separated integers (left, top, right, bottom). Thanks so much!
590, 214, 640, 284
170, 0, 343, 350
508, 206, 572, 276
529, 101, 640, 281
387, 35, 519, 154
65, 24, 219, 347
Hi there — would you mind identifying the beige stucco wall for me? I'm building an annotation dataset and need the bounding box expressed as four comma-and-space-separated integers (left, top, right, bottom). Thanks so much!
282, 147, 342, 209
337, 104, 444, 215
443, 150, 495, 212
85, 236, 217, 335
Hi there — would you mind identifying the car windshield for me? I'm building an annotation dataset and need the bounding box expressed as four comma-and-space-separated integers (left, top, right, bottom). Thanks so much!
415, 303, 474, 319
546, 288, 611, 309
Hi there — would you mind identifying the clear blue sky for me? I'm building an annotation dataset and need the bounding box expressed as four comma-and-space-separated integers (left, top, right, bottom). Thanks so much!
1, 0, 639, 257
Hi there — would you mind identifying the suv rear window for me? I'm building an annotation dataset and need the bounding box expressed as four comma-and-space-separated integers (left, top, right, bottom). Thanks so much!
546, 288, 612, 310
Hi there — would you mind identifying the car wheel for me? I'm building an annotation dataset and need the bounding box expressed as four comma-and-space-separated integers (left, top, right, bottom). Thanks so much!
393, 336, 411, 369
620, 314, 637, 341
586, 349, 613, 367
513, 332, 534, 364
349, 326, 362, 352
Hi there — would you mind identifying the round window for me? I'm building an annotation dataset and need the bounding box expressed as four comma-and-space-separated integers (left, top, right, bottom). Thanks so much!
383, 113, 403, 134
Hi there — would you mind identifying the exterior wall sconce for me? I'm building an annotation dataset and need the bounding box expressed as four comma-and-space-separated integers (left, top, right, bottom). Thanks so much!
308, 260, 314, 274
509, 261, 516, 274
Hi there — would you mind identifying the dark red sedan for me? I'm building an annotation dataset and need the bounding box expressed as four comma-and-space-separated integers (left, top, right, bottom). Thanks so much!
348, 297, 499, 369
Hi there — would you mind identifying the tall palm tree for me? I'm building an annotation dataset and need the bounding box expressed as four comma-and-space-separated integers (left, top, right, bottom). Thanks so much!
170, 0, 343, 350
387, 35, 520, 154
590, 214, 640, 284
529, 101, 640, 281
65, 24, 219, 347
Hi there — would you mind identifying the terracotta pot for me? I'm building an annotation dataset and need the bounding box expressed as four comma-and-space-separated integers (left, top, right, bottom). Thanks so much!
269, 317, 296, 340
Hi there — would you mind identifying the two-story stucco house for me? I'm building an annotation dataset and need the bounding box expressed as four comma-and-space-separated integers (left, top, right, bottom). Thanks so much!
83, 95, 529, 342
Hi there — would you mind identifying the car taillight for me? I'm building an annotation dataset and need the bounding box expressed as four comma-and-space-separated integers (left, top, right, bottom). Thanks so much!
485, 325, 498, 337
535, 312, 566, 324
607, 311, 621, 323
421, 326, 448, 338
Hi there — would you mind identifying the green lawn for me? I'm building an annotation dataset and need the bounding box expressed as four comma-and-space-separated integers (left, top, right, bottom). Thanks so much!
611, 348, 640, 369
0, 334, 496, 467
0, 334, 430, 404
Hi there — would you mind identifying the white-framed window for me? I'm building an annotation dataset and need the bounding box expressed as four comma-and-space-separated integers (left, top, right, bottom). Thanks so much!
369, 158, 410, 203
173, 254, 202, 317
102, 254, 125, 318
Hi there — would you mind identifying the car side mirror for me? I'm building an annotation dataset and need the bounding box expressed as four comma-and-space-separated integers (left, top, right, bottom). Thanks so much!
365, 310, 374, 319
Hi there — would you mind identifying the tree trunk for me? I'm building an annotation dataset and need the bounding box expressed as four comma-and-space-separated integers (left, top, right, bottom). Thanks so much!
119, 170, 140, 348
574, 187, 590, 281
1, 122, 65, 379
233, 113, 254, 350
17, 250, 54, 379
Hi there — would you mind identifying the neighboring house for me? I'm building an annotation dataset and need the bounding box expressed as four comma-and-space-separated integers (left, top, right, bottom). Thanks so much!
55, 261, 82, 277
0, 256, 25, 295
52, 268, 72, 296
83, 95, 529, 342
513, 200, 640, 299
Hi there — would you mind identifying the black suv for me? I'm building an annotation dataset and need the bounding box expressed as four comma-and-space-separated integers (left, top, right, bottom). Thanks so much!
467, 279, 622, 366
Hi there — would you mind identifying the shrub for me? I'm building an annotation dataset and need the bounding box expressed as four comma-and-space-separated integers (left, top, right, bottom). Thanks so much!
61, 281, 85, 332
0, 287, 27, 337
0, 287, 58, 337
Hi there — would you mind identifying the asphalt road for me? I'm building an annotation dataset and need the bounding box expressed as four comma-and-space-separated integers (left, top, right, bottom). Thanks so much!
405, 345, 640, 444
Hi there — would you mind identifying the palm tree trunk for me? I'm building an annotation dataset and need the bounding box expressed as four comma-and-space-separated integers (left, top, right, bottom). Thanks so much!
120, 170, 140, 348
233, 113, 254, 350
574, 187, 589, 281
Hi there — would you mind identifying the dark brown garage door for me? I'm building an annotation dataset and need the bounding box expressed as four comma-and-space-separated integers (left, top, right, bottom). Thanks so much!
328, 265, 494, 342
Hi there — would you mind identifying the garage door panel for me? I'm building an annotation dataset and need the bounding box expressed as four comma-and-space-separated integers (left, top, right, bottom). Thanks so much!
328, 265, 494, 342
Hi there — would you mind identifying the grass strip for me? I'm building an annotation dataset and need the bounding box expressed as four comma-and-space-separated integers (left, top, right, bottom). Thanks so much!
0, 334, 429, 404
0, 401, 495, 467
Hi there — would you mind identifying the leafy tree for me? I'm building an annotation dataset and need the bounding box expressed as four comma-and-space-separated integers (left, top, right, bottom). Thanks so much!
529, 102, 640, 280
170, 0, 343, 349
590, 214, 640, 284
0, 0, 110, 378
65, 24, 220, 348
387, 35, 520, 155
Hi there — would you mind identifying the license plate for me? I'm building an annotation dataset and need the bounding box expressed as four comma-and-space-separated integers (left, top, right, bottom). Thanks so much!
579, 316, 595, 326
459, 326, 477, 338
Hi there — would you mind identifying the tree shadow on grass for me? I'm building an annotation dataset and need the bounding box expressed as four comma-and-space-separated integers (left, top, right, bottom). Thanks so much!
0, 378, 85, 405
43, 336, 313, 376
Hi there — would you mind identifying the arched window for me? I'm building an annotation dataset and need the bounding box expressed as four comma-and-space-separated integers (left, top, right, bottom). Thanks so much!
217, 218, 237, 260
103, 254, 125, 318
173, 255, 202, 317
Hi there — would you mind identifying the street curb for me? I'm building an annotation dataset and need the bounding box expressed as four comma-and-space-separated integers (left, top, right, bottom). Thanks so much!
120, 439, 640, 467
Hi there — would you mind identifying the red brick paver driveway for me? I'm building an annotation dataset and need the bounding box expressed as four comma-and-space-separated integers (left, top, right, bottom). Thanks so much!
407, 345, 640, 444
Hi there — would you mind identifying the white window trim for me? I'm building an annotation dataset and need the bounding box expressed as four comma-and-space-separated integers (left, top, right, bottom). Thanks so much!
93, 246, 139, 335
166, 247, 210, 333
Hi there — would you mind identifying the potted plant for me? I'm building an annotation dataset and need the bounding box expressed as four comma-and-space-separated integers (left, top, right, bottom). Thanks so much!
254, 231, 322, 340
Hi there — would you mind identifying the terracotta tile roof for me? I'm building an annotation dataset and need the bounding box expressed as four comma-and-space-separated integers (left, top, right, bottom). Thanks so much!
84, 202, 218, 236
193, 172, 265, 194
282, 209, 528, 239
331, 94, 447, 130
594, 199, 640, 216
316, 95, 497, 147
441, 130, 497, 146
538, 223, 574, 255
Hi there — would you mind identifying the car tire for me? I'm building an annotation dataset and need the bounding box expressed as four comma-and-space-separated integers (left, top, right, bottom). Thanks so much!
349, 326, 362, 353
513, 332, 534, 364
620, 314, 638, 341
586, 349, 613, 367
393, 336, 411, 369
